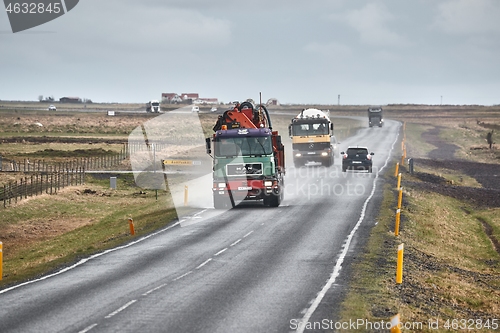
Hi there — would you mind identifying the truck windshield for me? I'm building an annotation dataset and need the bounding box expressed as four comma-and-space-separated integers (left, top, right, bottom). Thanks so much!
215, 136, 273, 157
292, 122, 329, 136
152, 102, 159, 106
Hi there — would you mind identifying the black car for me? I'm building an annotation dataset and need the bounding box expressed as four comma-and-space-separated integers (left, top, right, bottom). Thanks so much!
341, 147, 374, 172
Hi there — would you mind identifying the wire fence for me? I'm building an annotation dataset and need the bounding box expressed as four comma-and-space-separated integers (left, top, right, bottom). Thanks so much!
0, 142, 169, 208
0, 168, 85, 208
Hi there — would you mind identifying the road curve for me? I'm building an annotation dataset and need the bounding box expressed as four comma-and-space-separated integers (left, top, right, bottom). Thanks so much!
0, 119, 401, 333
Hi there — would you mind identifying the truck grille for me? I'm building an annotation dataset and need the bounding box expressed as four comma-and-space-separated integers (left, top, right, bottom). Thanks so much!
226, 163, 263, 176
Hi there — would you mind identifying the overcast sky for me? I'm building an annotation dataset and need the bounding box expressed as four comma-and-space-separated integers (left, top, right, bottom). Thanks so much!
1, 0, 500, 105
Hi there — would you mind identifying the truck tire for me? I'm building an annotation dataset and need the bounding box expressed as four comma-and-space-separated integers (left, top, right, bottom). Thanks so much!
214, 196, 228, 209
294, 159, 304, 168
323, 155, 334, 167
264, 194, 280, 207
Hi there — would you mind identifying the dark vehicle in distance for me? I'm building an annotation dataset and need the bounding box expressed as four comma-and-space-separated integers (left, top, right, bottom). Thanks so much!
368, 106, 383, 127
341, 147, 374, 172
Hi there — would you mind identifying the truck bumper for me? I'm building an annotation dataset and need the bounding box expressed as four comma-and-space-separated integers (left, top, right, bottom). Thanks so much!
212, 178, 283, 208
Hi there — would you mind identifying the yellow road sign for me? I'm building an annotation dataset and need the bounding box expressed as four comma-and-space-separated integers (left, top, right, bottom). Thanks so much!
162, 159, 201, 166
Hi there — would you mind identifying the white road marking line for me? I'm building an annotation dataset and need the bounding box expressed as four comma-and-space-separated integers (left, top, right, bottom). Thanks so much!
296, 122, 401, 333
230, 239, 242, 247
78, 323, 98, 333
173, 271, 192, 281
0, 220, 182, 295
193, 209, 208, 217
105, 300, 137, 319
196, 258, 213, 270
214, 248, 228, 256
142, 283, 167, 296
243, 230, 254, 238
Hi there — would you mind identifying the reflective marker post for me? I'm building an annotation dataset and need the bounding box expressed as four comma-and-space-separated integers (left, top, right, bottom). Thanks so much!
0, 242, 3, 280
390, 314, 402, 333
395, 209, 401, 236
397, 187, 403, 209
396, 243, 404, 284
394, 162, 399, 177
128, 218, 135, 236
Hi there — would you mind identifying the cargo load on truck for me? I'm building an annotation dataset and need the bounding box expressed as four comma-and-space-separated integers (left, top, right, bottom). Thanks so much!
206, 101, 285, 208
288, 108, 334, 168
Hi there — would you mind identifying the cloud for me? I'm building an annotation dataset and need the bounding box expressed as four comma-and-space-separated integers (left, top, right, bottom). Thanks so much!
332, 3, 407, 46
434, 0, 500, 35
304, 41, 352, 58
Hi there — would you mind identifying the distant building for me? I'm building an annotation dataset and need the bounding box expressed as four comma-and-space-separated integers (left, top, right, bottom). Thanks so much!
181, 93, 199, 101
161, 92, 219, 104
59, 97, 81, 103
195, 98, 219, 105
266, 98, 280, 106
162, 93, 183, 103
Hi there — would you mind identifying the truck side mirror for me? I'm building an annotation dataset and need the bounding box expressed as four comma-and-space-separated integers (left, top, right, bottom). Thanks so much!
288, 124, 292, 138
205, 137, 212, 155
330, 123, 334, 131
276, 135, 284, 151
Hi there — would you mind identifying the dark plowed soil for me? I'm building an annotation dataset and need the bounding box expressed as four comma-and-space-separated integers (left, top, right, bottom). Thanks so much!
409, 125, 500, 207
421, 126, 461, 160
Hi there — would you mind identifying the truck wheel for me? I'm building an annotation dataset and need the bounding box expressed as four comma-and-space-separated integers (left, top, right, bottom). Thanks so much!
342, 166, 347, 172
214, 196, 227, 209
269, 194, 280, 207
368, 166, 373, 173
324, 155, 334, 167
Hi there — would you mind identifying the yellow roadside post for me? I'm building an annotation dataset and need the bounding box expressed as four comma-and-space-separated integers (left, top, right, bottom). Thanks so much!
128, 218, 135, 236
0, 242, 3, 281
395, 209, 401, 236
397, 173, 402, 190
401, 153, 405, 166
397, 187, 403, 209
394, 163, 399, 177
184, 185, 189, 206
396, 243, 404, 284
390, 314, 402, 333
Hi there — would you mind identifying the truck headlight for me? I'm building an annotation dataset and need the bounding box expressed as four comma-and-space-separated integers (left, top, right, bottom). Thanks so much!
264, 181, 273, 187
321, 152, 328, 156
295, 153, 302, 157
218, 183, 226, 188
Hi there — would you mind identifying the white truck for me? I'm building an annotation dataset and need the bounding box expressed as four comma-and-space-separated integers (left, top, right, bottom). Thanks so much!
146, 100, 161, 113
